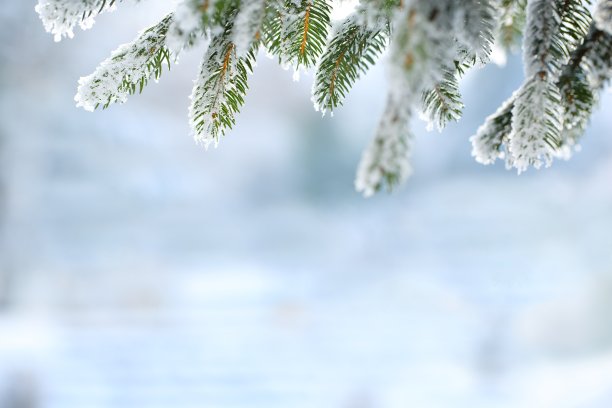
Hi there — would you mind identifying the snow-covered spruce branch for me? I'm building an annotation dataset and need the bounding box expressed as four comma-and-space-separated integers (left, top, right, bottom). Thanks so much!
471, 19, 612, 167
356, 0, 399, 30
355, 94, 413, 197
456, 0, 496, 64
394, 1, 495, 127
189, 23, 258, 148
312, 8, 389, 114
421, 68, 465, 132
496, 0, 528, 50
502, 0, 589, 172
510, 75, 564, 171
35, 0, 137, 42
75, 14, 173, 111
561, 24, 612, 142
470, 92, 517, 165
389, 1, 459, 99
232, 0, 269, 57
166, 0, 208, 55
513, 0, 591, 137
263, 0, 332, 68
595, 0, 612, 34
39, 0, 612, 196
578, 25, 612, 90
168, 0, 255, 55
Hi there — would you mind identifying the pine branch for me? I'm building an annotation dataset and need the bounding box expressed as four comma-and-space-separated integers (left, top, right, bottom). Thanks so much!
421, 68, 464, 131
522, 0, 563, 76
595, 0, 612, 34
189, 27, 258, 148
312, 13, 388, 114
355, 95, 413, 197
579, 25, 612, 89
35, 0, 135, 41
557, 0, 592, 62
356, 0, 401, 30
232, 0, 268, 57
510, 75, 563, 172
389, 1, 459, 99
471, 23, 612, 167
470, 92, 516, 165
496, 0, 528, 50
167, 0, 244, 54
420, 34, 496, 132
75, 14, 173, 111
263, 0, 332, 69
503, 0, 589, 172
417, 0, 497, 131
559, 25, 612, 144
166, 0, 209, 54
456, 0, 497, 64
557, 70, 593, 150
420, 44, 492, 132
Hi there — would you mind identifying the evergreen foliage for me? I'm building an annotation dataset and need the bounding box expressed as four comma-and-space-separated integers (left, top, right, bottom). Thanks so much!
189, 24, 258, 147
35, 0, 129, 41
355, 95, 413, 197
595, 0, 612, 34
496, 0, 528, 50
263, 0, 333, 68
37, 0, 612, 196
75, 14, 174, 111
421, 68, 464, 132
312, 9, 389, 114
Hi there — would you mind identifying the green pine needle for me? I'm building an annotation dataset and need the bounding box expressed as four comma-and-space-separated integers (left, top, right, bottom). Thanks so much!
189, 29, 258, 147
312, 14, 388, 114
263, 0, 332, 68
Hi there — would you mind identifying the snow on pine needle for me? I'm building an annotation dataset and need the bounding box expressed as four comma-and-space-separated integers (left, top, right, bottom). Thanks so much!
355, 95, 413, 197
312, 10, 389, 115
454, 0, 496, 65
386, 1, 493, 136
232, 0, 268, 57
75, 14, 173, 111
166, 0, 210, 55
355, 0, 399, 31
35, 0, 128, 42
579, 27, 612, 90
166, 0, 242, 54
509, 76, 564, 172
496, 0, 528, 50
559, 24, 612, 145
595, 0, 612, 35
189, 30, 257, 148
421, 68, 465, 132
501, 0, 590, 172
471, 19, 611, 168
263, 0, 333, 69
470, 93, 516, 166
506, 0, 565, 172
521, 0, 563, 76
389, 1, 458, 100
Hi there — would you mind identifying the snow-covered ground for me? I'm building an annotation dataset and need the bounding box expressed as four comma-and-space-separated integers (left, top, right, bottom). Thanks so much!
1, 2, 612, 407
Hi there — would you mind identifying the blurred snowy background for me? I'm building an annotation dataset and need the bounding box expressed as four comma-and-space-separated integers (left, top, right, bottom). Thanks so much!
2, 1, 612, 407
